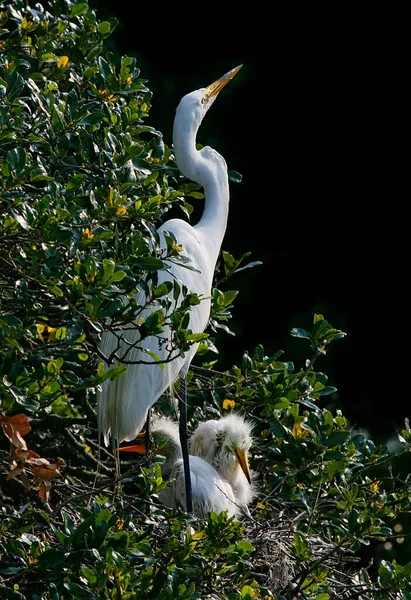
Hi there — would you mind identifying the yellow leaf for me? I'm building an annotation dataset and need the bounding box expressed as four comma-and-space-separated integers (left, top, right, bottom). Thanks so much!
292, 422, 309, 439
370, 480, 381, 493
57, 55, 69, 69
36, 323, 46, 342
116, 206, 127, 216
82, 227, 94, 240
222, 399, 236, 410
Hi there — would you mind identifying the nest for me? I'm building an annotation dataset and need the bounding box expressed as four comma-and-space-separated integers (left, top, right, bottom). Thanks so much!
243, 515, 358, 596
244, 518, 296, 590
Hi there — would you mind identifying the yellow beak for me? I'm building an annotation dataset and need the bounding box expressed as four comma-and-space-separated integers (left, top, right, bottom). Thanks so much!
235, 448, 251, 484
203, 65, 242, 103
117, 431, 146, 454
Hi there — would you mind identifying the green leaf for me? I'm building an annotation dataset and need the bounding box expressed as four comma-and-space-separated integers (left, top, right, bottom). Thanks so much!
237, 540, 254, 553
325, 431, 351, 448
7, 72, 25, 100
292, 531, 311, 560
6, 147, 26, 175
133, 256, 164, 271
70, 3, 89, 16
55, 327, 67, 341
66, 173, 86, 192
110, 270, 127, 282
290, 327, 312, 340
233, 260, 263, 274
102, 259, 115, 283
67, 320, 84, 343
98, 21, 112, 35
273, 397, 290, 409
241, 585, 254, 600
327, 461, 346, 478
153, 282, 172, 298
49, 285, 64, 297
81, 111, 105, 126
268, 418, 287, 440
10, 210, 29, 230
63, 582, 95, 599
186, 332, 208, 342
228, 169, 242, 183
378, 561, 395, 587
318, 386, 337, 396
222, 290, 238, 306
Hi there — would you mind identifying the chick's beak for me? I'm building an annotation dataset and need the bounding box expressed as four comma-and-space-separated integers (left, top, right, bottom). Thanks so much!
117, 431, 146, 454
235, 448, 251, 484
203, 64, 242, 104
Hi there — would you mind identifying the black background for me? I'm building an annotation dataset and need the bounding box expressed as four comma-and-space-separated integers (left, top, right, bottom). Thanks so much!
89, 2, 405, 441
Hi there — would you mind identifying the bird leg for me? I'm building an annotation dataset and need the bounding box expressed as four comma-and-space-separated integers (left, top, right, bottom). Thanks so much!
178, 374, 193, 513
144, 408, 153, 516
145, 408, 152, 457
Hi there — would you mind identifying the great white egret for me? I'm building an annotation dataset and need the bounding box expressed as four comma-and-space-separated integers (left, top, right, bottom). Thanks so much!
98, 65, 243, 513
118, 414, 254, 518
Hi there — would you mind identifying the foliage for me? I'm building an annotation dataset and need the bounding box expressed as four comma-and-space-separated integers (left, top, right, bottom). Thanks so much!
1, 1, 411, 598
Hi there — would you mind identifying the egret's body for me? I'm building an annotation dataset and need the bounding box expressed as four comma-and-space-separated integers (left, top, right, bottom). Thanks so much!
98, 67, 242, 467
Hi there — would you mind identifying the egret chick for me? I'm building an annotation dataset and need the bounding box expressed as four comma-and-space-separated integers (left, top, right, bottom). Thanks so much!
119, 417, 240, 519
190, 413, 255, 509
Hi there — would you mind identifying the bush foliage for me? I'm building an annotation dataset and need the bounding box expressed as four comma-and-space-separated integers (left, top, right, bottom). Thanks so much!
1, 1, 410, 598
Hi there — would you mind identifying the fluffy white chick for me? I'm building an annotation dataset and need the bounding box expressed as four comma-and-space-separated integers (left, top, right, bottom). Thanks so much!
190, 413, 256, 510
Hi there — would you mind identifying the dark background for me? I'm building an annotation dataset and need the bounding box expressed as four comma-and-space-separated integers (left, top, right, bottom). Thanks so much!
89, 2, 404, 441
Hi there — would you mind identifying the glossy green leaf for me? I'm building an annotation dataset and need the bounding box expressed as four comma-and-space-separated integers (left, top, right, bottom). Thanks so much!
133, 256, 164, 271
290, 327, 312, 340
70, 3, 88, 16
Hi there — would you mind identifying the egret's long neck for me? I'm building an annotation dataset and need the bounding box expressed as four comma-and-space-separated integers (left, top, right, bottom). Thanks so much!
173, 108, 230, 266
196, 167, 229, 266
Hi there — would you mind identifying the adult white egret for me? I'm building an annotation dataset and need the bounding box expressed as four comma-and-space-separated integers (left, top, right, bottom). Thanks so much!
118, 414, 254, 518
98, 65, 243, 512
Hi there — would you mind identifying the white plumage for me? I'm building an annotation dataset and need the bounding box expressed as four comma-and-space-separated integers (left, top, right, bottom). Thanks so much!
132, 418, 239, 518
119, 413, 255, 519
190, 413, 256, 509
98, 66, 243, 449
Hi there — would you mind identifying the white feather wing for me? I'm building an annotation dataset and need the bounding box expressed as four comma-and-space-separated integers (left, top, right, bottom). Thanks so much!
98, 222, 212, 445
170, 456, 238, 519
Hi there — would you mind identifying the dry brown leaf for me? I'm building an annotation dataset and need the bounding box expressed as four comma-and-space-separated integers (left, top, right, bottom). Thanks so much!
0, 414, 31, 450
39, 480, 52, 503
11, 448, 40, 462
32, 464, 62, 484
1, 413, 63, 502
6, 461, 27, 481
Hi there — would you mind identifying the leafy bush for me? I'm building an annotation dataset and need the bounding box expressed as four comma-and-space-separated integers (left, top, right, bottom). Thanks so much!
1, 1, 411, 598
